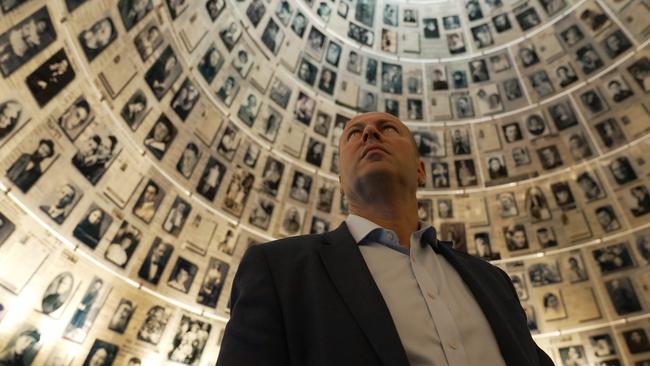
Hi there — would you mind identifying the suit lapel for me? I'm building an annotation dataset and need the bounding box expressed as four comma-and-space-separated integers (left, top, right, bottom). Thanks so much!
435, 244, 536, 366
320, 222, 410, 366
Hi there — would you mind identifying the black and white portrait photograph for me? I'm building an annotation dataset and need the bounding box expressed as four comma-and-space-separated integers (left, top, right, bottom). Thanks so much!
306, 27, 326, 61
305, 138, 325, 168
536, 227, 558, 248
133, 180, 165, 223
245, 0, 265, 27
73, 203, 113, 249
0, 6, 56, 77
504, 223, 529, 251
605, 277, 642, 315
592, 242, 635, 274
502, 122, 523, 143
0, 212, 15, 246
518, 45, 539, 69
39, 182, 82, 225
509, 272, 528, 301
168, 315, 211, 365
551, 181, 576, 210
590, 333, 616, 357
604, 75, 634, 104
413, 130, 445, 158
527, 260, 562, 287
422, 18, 439, 39
104, 221, 141, 268
297, 58, 317, 86
381, 62, 402, 94
497, 192, 518, 217
487, 155, 508, 180
216, 75, 240, 107
437, 199, 453, 219
537, 145, 564, 170
134, 22, 162, 61
451, 128, 471, 155
492, 13, 511, 33
249, 195, 274, 230
118, 0, 153, 31
579, 88, 609, 116
525, 113, 548, 139
595, 205, 621, 232
515, 7, 540, 31
576, 171, 605, 201
294, 91, 316, 125
469, 59, 489, 83
291, 11, 307, 37
313, 111, 331, 137
568, 133, 592, 161
6, 137, 57, 193
563, 253, 588, 283
558, 345, 587, 365
197, 44, 224, 84
627, 56, 650, 93
78, 17, 117, 62
26, 48, 76, 107
578, 4, 610, 34
217, 123, 241, 161
473, 232, 500, 260
138, 238, 173, 285
623, 328, 650, 354
196, 156, 226, 201
171, 78, 200, 121
144, 46, 182, 100
289, 170, 312, 203
524, 186, 551, 222
261, 18, 284, 55
529, 70, 554, 97
237, 88, 261, 126
58, 96, 93, 141
269, 77, 291, 109
0, 99, 26, 145
548, 100, 578, 131
243, 141, 260, 168
0, 324, 42, 365
466, 0, 483, 20
63, 276, 111, 343
107, 298, 135, 334
317, 67, 336, 95
120, 89, 149, 130
219, 20, 242, 51
443, 15, 460, 29
222, 165, 254, 217
137, 305, 171, 345
310, 216, 330, 235
629, 185, 650, 217
275, 0, 292, 25
279, 204, 304, 236
144, 114, 176, 160
471, 24, 493, 49
206, 0, 225, 21
1, 0, 29, 13
608, 156, 637, 185
402, 8, 418, 26
451, 94, 474, 118
39, 271, 77, 317
72, 124, 121, 184
446, 32, 466, 54
162, 196, 192, 236
232, 46, 254, 78
576, 45, 604, 75
555, 63, 578, 88
512, 146, 531, 166
454, 159, 478, 187
196, 257, 229, 308
167, 256, 198, 293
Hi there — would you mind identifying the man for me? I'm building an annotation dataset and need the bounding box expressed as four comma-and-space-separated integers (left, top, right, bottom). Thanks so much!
6, 138, 54, 193
217, 112, 554, 366
40, 183, 77, 224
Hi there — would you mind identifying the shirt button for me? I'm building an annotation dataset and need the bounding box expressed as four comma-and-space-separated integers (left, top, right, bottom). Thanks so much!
449, 341, 458, 350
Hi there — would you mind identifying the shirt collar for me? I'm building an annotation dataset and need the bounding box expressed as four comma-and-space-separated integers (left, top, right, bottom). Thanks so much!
344, 214, 437, 254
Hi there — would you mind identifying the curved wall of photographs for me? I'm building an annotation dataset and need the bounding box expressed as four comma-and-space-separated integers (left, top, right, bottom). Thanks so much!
0, 0, 649, 364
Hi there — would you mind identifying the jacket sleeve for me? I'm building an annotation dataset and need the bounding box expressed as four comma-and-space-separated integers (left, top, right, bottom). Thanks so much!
496, 267, 556, 366
216, 244, 290, 366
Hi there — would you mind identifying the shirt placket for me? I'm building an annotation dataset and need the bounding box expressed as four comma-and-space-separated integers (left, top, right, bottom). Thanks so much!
410, 239, 468, 366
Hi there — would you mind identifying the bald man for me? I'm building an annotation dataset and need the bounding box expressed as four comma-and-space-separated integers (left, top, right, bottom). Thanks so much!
217, 112, 554, 366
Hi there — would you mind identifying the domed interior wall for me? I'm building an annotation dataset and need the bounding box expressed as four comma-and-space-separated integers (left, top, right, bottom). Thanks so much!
0, 0, 649, 364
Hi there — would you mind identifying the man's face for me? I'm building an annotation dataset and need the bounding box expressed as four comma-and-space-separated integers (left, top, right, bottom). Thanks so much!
338, 112, 423, 200
597, 211, 612, 226
37, 142, 52, 158
56, 185, 75, 207
89, 348, 108, 366
153, 122, 169, 141
0, 102, 19, 128
512, 230, 526, 247
144, 185, 157, 202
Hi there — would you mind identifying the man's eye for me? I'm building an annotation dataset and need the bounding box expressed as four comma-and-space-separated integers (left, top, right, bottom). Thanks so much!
348, 130, 361, 140
383, 125, 398, 133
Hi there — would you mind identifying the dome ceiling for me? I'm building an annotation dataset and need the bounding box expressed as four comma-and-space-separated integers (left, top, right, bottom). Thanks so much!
0, 0, 649, 364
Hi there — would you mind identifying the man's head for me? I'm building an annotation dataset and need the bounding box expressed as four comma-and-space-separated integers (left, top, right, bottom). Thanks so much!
337, 112, 423, 200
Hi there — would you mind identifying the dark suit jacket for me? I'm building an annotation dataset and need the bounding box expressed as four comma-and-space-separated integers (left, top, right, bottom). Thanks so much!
216, 221, 555, 366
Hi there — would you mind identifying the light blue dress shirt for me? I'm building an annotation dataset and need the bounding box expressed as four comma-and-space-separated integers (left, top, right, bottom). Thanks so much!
345, 214, 507, 366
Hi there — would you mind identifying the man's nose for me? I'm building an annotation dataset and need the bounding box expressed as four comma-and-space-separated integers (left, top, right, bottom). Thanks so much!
362, 125, 381, 142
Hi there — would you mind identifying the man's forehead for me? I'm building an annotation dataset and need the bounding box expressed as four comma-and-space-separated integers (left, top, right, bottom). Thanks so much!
345, 112, 404, 130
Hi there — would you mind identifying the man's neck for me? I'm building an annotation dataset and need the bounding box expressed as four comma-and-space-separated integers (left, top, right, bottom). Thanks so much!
348, 199, 419, 249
